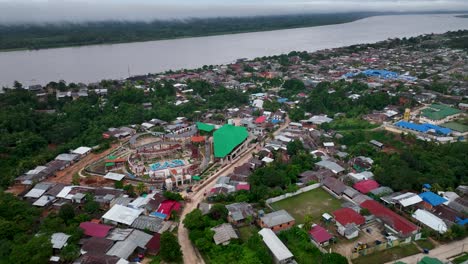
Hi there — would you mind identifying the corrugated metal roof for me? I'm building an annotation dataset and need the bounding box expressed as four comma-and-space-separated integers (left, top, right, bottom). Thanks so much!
258, 228, 293, 261
213, 125, 249, 158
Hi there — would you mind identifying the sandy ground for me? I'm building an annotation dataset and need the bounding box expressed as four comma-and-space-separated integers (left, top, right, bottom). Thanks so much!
177, 117, 290, 264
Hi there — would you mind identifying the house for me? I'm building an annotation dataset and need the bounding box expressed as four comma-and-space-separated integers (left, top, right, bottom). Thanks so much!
258, 228, 295, 264
315, 160, 345, 174
155, 200, 181, 220
353, 180, 380, 194
259, 210, 295, 232
332, 208, 365, 239
381, 192, 423, 209
361, 200, 419, 238
225, 202, 255, 225
102, 204, 142, 226
211, 223, 239, 245
72, 146, 92, 157
322, 176, 346, 196
419, 192, 448, 210
79, 222, 113, 238
51, 232, 71, 251
145, 234, 161, 256
299, 169, 334, 184
309, 224, 333, 246
412, 209, 447, 234
81, 237, 114, 255
347, 171, 374, 183
106, 229, 152, 260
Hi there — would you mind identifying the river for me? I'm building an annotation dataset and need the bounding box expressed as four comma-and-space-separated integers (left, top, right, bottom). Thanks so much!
1, 14, 468, 87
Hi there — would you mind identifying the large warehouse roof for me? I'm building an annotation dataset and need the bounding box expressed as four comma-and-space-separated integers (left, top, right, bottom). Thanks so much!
196, 122, 215, 132
421, 104, 461, 120
213, 125, 248, 158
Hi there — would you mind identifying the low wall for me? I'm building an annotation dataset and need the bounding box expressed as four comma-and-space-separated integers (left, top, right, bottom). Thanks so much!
266, 183, 321, 205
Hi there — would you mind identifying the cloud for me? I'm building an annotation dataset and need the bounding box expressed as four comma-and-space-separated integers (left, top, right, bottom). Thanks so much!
0, 0, 467, 24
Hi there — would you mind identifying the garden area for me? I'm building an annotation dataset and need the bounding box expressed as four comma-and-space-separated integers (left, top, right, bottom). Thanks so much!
352, 243, 420, 264
270, 187, 341, 224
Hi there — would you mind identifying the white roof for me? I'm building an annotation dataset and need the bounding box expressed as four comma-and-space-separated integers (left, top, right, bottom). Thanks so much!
307, 115, 333, 124
33, 195, 54, 207
262, 157, 274, 163
102, 204, 142, 226
393, 192, 423, 207
322, 213, 333, 220
412, 209, 447, 234
316, 160, 345, 174
24, 188, 47, 198
55, 153, 78, 161
258, 228, 293, 261
51, 232, 71, 249
289, 122, 303, 127
323, 142, 335, 147
275, 135, 292, 143
348, 172, 373, 182
72, 146, 91, 155
104, 172, 126, 181
141, 122, 155, 129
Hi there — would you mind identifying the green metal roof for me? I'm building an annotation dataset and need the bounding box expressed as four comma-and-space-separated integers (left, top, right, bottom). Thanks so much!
441, 122, 468, 133
421, 104, 461, 120
192, 176, 201, 181
418, 256, 443, 264
213, 125, 248, 158
107, 155, 117, 160
196, 122, 215, 132
105, 162, 115, 167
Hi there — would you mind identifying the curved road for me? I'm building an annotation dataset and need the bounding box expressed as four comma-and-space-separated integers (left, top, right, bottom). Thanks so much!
177, 118, 290, 264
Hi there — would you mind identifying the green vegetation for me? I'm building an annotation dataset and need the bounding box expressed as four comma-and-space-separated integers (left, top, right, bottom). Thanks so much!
183, 209, 272, 264
301, 80, 404, 118
414, 239, 434, 250
321, 117, 379, 131
160, 232, 183, 263
278, 227, 348, 264
270, 188, 341, 224
0, 13, 372, 51
453, 252, 468, 264
352, 244, 420, 264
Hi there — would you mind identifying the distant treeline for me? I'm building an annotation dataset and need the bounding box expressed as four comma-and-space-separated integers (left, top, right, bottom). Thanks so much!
0, 13, 376, 51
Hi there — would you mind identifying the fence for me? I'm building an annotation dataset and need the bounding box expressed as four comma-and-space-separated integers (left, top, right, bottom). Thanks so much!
350, 235, 413, 259
265, 183, 321, 204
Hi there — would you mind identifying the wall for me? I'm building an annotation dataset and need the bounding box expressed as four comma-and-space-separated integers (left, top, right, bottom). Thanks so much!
265, 183, 321, 205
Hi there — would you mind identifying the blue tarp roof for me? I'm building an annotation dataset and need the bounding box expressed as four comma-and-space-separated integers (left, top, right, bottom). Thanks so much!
395, 121, 452, 135
423, 183, 432, 189
419, 192, 448, 206
456, 217, 468, 225
277, 98, 288, 103
150, 212, 167, 219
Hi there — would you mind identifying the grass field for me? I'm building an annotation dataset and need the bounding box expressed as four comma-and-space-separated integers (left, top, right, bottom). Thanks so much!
238, 225, 258, 242
352, 244, 421, 264
453, 252, 468, 264
270, 188, 341, 224
414, 239, 435, 250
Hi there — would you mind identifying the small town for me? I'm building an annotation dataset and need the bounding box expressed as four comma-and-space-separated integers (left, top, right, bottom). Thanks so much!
0, 30, 467, 264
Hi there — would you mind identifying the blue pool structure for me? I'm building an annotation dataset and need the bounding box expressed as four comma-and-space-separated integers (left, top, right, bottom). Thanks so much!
150, 159, 185, 171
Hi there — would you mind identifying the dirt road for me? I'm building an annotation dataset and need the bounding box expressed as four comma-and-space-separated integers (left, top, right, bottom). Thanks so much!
177, 117, 290, 264
384, 238, 468, 264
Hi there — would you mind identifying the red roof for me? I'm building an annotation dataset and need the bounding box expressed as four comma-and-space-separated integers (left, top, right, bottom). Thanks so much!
236, 184, 250, 191
309, 225, 333, 244
79, 222, 113, 238
157, 200, 181, 217
255, 116, 267, 124
353, 180, 380, 194
146, 233, 161, 255
332, 208, 365, 226
361, 200, 418, 236
191, 136, 205, 143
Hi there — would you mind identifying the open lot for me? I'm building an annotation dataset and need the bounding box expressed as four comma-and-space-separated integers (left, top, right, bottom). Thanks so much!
270, 187, 341, 224
352, 243, 420, 264
238, 225, 258, 242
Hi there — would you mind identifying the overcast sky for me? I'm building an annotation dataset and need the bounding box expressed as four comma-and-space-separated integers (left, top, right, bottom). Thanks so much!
0, 0, 467, 24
